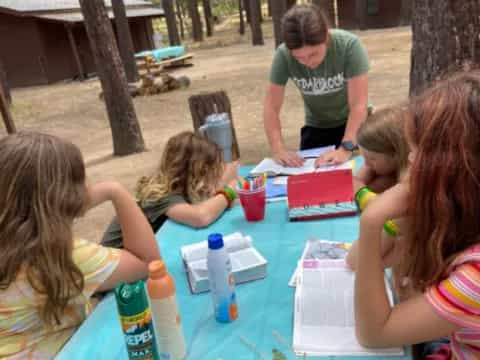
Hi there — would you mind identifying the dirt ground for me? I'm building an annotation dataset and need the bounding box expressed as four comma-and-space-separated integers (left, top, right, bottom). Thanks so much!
2, 21, 411, 243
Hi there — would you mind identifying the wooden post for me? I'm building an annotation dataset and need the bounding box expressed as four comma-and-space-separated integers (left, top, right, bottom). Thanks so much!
0, 58, 11, 105
112, 0, 139, 83
65, 23, 85, 81
238, 0, 245, 35
79, 0, 145, 156
249, 0, 264, 45
0, 81, 16, 134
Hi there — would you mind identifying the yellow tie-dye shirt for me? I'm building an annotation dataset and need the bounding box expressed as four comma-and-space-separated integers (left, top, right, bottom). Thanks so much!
0, 238, 121, 359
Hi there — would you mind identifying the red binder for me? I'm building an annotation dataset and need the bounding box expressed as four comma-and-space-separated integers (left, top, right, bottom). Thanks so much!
287, 169, 357, 221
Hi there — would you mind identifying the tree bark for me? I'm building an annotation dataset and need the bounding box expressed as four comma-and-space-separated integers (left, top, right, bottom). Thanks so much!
257, 0, 263, 23
188, 0, 203, 42
79, 0, 145, 156
238, 0, 245, 35
0, 59, 11, 105
312, 0, 335, 27
0, 79, 15, 134
163, 0, 181, 45
244, 0, 251, 23
410, 0, 480, 95
286, 0, 296, 9
112, 0, 138, 83
267, 0, 272, 17
355, 0, 368, 30
400, 0, 412, 26
176, 0, 185, 40
271, 0, 287, 48
202, 0, 213, 37
249, 0, 264, 45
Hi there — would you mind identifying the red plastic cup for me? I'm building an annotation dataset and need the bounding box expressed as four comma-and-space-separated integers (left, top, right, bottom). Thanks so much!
237, 186, 266, 222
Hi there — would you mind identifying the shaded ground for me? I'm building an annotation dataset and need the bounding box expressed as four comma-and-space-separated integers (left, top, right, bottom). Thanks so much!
2, 21, 411, 242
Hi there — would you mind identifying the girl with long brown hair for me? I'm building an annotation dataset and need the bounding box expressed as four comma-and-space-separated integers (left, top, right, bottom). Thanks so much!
354, 71, 480, 359
102, 131, 239, 248
0, 132, 161, 359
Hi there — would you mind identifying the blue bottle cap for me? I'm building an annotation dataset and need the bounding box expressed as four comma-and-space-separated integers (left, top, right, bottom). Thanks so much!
208, 233, 224, 250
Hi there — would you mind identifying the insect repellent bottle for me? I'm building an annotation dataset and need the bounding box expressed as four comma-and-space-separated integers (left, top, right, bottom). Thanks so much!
146, 260, 186, 360
207, 233, 238, 323
115, 281, 159, 360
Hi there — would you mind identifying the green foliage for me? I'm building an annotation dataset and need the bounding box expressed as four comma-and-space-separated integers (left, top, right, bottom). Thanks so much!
272, 348, 288, 360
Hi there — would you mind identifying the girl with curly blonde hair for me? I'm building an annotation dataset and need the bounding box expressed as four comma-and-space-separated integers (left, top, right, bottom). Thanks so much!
102, 131, 239, 247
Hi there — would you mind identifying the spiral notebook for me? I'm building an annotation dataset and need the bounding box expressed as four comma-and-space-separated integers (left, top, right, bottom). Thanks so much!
287, 169, 357, 221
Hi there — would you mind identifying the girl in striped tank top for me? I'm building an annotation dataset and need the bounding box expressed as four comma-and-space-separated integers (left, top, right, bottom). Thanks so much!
353, 71, 480, 360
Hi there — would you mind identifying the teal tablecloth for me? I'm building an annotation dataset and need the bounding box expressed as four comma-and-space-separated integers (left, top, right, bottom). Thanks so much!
57, 163, 412, 360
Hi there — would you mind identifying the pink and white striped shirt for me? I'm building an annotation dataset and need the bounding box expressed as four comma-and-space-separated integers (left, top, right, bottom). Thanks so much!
426, 244, 480, 360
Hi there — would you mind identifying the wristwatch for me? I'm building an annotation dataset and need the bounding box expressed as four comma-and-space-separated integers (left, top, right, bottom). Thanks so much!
340, 141, 358, 152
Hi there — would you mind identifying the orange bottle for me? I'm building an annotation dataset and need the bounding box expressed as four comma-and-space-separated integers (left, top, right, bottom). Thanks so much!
146, 260, 186, 360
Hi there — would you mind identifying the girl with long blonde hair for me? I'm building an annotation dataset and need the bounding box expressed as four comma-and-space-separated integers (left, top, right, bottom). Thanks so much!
0, 132, 160, 359
102, 131, 239, 248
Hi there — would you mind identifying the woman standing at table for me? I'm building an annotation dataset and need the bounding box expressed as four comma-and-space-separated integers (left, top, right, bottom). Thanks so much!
354, 72, 480, 359
263, 4, 369, 167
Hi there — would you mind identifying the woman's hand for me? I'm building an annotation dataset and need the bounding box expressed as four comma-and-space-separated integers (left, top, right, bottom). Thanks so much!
315, 147, 351, 167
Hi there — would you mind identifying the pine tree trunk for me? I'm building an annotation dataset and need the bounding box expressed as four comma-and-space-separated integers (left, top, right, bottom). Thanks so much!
238, 0, 245, 34
271, 0, 287, 48
400, 0, 412, 26
202, 0, 213, 37
176, 0, 185, 39
245, 0, 251, 23
0, 78, 15, 134
112, 0, 138, 83
163, 0, 181, 45
257, 0, 263, 23
0, 59, 11, 105
79, 0, 145, 156
410, 0, 480, 95
188, 0, 203, 42
286, 0, 296, 9
356, 0, 368, 30
249, 0, 264, 45
267, 0, 272, 17
312, 0, 335, 27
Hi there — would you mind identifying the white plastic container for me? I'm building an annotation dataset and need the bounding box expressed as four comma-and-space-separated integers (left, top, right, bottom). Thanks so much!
207, 233, 239, 323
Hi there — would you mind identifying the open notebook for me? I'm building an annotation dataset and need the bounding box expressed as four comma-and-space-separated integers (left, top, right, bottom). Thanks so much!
293, 258, 404, 357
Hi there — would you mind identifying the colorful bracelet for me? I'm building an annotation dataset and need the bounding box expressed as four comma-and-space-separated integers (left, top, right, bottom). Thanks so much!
383, 220, 400, 236
355, 186, 400, 236
223, 186, 237, 202
355, 186, 377, 212
215, 186, 236, 208
215, 189, 233, 208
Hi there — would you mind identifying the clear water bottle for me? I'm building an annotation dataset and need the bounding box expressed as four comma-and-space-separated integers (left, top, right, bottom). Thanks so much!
207, 233, 238, 323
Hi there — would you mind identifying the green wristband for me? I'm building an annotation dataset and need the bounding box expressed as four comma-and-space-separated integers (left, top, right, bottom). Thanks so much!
383, 220, 399, 236
224, 186, 237, 202
355, 186, 372, 204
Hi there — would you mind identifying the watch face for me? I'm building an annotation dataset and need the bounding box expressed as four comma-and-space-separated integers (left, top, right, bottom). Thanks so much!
341, 141, 356, 151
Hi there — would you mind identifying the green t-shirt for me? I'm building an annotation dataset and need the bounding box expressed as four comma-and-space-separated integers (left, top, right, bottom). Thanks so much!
100, 194, 186, 249
269, 29, 369, 128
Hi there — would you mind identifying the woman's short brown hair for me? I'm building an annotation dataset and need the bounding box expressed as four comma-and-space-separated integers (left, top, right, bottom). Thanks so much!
281, 4, 330, 50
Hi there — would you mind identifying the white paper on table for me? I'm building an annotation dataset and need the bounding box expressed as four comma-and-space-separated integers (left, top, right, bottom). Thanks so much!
250, 159, 354, 177
297, 145, 335, 158
293, 265, 404, 356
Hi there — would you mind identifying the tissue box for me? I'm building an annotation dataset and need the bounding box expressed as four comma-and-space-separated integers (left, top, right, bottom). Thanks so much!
180, 233, 268, 294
